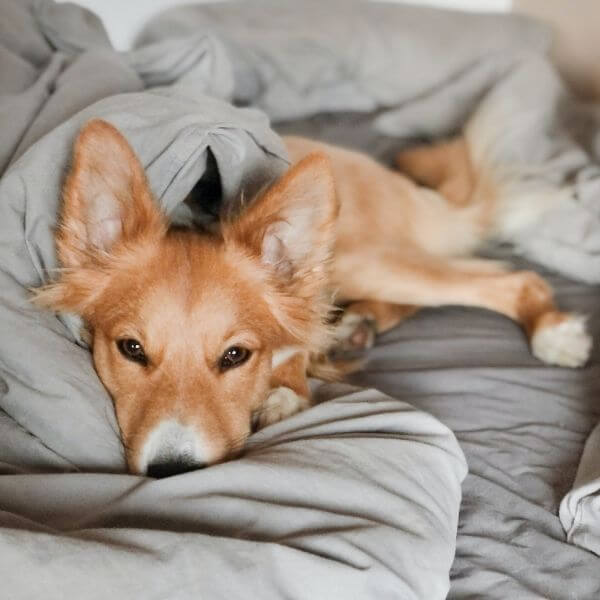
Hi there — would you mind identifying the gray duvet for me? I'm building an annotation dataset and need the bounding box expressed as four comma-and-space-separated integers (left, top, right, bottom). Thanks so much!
1, 1, 600, 599
353, 260, 600, 599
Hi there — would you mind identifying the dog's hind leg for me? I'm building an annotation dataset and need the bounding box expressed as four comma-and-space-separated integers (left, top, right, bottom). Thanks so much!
337, 253, 591, 367
331, 259, 505, 353
395, 137, 475, 207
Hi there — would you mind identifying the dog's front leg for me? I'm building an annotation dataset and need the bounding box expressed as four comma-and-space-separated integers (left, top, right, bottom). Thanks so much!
255, 350, 311, 429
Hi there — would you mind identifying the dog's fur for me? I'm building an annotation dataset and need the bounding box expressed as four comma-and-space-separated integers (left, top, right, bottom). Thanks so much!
35, 120, 592, 476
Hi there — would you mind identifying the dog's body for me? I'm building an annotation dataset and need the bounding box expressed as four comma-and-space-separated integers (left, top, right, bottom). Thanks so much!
36, 121, 592, 476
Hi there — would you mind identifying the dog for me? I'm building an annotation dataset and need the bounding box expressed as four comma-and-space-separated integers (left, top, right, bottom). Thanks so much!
35, 120, 592, 477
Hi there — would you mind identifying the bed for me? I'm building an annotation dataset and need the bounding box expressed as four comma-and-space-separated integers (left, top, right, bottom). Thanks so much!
1, 1, 599, 598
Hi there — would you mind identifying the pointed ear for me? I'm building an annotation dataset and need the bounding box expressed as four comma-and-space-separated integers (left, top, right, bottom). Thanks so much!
226, 152, 338, 280
56, 119, 166, 268
32, 267, 108, 316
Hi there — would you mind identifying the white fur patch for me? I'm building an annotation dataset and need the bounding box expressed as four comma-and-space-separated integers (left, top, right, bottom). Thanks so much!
271, 346, 301, 369
531, 315, 592, 368
137, 419, 210, 474
255, 387, 310, 429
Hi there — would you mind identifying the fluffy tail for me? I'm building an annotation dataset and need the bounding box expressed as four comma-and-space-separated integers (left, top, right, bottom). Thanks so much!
463, 91, 574, 244
396, 105, 573, 250
395, 138, 496, 255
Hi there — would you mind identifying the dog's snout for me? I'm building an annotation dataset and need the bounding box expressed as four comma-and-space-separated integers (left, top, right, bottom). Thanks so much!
137, 419, 211, 476
147, 458, 206, 479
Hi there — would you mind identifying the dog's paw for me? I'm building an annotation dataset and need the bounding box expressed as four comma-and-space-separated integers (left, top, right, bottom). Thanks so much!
531, 313, 592, 368
254, 387, 310, 430
331, 311, 376, 352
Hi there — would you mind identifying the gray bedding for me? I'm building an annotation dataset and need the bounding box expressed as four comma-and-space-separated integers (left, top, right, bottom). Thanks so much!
357, 270, 600, 599
1, 1, 600, 598
357, 288, 600, 599
561, 409, 600, 556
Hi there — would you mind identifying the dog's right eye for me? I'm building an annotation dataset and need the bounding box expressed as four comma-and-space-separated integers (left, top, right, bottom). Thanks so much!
219, 346, 251, 371
117, 338, 148, 366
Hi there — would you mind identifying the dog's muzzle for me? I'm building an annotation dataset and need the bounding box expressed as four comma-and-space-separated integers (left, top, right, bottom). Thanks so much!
138, 419, 211, 477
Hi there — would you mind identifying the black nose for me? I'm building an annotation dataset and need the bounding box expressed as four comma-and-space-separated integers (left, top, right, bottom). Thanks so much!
147, 459, 207, 479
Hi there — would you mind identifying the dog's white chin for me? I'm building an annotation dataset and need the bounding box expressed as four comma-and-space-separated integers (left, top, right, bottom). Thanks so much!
531, 315, 592, 368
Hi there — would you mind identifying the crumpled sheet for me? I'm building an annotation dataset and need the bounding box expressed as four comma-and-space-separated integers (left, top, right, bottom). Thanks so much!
0, 1, 467, 598
560, 418, 600, 557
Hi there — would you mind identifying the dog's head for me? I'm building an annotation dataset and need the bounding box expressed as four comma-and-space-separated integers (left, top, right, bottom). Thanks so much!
35, 120, 337, 476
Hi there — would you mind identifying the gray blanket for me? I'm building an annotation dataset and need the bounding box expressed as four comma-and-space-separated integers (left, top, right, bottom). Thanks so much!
560, 416, 600, 557
0, 1, 467, 598
1, 1, 599, 598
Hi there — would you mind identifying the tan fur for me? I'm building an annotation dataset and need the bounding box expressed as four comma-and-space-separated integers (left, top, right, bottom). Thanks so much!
343, 301, 419, 334
395, 137, 475, 207
285, 136, 571, 340
270, 352, 310, 399
35, 121, 588, 474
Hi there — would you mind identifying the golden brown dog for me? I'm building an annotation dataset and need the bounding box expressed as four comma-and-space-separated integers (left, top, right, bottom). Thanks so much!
35, 120, 591, 476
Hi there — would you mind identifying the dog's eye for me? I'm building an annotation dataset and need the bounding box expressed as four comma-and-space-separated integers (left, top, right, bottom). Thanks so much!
219, 346, 251, 371
117, 338, 148, 366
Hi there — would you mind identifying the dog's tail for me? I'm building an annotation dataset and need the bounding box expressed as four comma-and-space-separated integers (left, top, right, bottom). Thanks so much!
462, 92, 574, 245
395, 107, 572, 250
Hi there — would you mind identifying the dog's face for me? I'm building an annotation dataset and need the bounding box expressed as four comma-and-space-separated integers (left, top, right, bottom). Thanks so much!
36, 120, 337, 475
87, 234, 287, 475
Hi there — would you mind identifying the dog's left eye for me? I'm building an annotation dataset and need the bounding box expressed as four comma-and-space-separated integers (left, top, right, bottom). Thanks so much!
219, 346, 251, 371
117, 338, 148, 366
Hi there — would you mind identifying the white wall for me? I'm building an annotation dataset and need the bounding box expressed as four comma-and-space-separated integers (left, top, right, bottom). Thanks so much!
56, 0, 226, 50
380, 0, 511, 12
515, 0, 600, 99
58, 0, 512, 51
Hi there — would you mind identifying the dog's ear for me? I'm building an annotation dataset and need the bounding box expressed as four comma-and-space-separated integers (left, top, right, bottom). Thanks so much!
225, 153, 338, 281
34, 120, 166, 315
57, 119, 165, 268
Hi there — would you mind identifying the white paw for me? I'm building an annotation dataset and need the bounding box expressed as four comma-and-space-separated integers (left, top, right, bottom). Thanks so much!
254, 387, 310, 429
331, 311, 376, 352
531, 314, 592, 368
